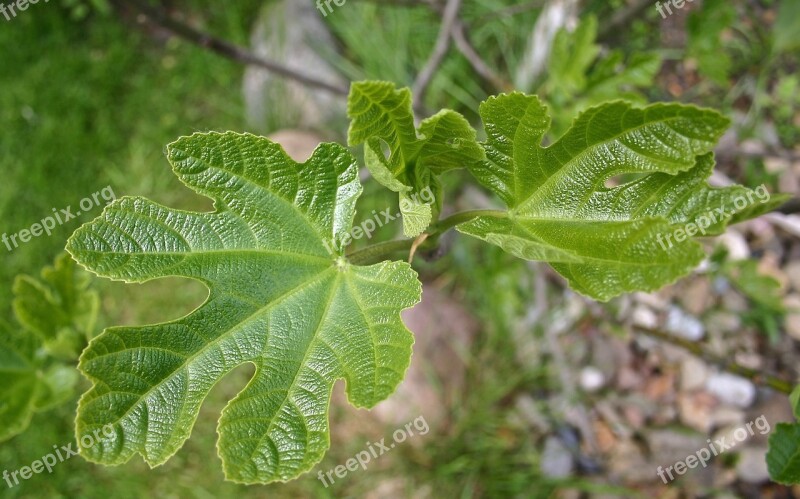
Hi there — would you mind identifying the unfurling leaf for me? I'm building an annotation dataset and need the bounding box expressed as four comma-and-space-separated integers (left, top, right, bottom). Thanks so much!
347, 80, 484, 237
66, 132, 422, 483
459, 94, 787, 301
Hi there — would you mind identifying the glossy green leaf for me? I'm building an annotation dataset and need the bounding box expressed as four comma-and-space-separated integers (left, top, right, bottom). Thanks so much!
347, 81, 484, 237
767, 423, 800, 484
66, 132, 422, 483
459, 94, 780, 301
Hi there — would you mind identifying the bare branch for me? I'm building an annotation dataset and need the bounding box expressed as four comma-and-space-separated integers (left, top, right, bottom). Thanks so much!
117, 0, 349, 97
412, 0, 462, 113
451, 20, 512, 92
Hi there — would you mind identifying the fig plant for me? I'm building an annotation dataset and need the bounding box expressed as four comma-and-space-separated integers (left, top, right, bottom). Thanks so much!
7, 80, 795, 484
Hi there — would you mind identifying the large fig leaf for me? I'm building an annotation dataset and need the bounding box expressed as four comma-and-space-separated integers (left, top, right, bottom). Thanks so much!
459, 94, 788, 301
66, 132, 422, 483
347, 81, 484, 237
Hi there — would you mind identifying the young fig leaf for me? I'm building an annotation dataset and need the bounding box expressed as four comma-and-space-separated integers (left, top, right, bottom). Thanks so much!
0, 252, 90, 440
66, 132, 422, 484
13, 252, 99, 359
347, 80, 484, 237
459, 94, 787, 301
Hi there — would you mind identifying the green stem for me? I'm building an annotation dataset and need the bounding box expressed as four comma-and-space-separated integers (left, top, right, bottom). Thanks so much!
429, 209, 506, 233
347, 239, 415, 265
346, 209, 506, 264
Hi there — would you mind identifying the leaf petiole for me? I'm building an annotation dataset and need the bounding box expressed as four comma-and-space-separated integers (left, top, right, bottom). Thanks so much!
346, 209, 506, 264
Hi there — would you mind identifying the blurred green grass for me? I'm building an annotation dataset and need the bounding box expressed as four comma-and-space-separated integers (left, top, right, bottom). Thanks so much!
0, 1, 261, 316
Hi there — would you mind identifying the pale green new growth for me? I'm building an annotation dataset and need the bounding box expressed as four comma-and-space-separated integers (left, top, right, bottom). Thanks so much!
67, 132, 421, 483
14, 253, 99, 359
0, 253, 90, 441
458, 93, 787, 301
347, 81, 485, 237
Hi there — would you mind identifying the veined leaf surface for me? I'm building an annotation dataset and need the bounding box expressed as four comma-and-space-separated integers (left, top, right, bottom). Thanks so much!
347, 81, 485, 237
66, 132, 422, 483
459, 94, 787, 301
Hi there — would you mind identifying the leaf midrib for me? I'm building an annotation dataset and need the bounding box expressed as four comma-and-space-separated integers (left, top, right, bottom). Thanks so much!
512, 114, 704, 212
85, 265, 340, 438
470, 215, 697, 268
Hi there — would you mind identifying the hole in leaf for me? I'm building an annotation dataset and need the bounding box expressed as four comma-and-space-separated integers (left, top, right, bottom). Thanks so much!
379, 139, 391, 161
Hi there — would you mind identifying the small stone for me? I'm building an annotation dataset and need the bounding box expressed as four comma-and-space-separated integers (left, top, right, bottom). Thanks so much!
631, 305, 658, 329
680, 357, 709, 392
786, 263, 800, 293
593, 420, 617, 453
733, 351, 762, 370
680, 278, 712, 316
721, 291, 749, 313
705, 311, 742, 335
783, 294, 800, 341
780, 168, 798, 196
765, 156, 790, 173
678, 392, 716, 433
580, 366, 606, 392
608, 439, 651, 483
665, 306, 705, 341
740, 139, 765, 156
736, 447, 770, 483
616, 366, 643, 390
644, 372, 676, 402
646, 428, 708, 467
747, 395, 794, 446
621, 405, 646, 430
716, 231, 750, 261
540, 436, 574, 478
706, 373, 756, 408
634, 292, 669, 310
709, 406, 745, 430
